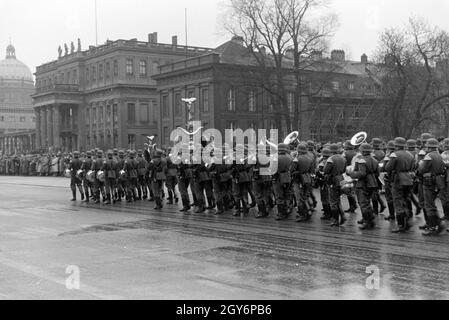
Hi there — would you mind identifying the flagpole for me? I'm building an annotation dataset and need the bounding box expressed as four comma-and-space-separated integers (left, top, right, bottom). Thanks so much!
95, 0, 98, 46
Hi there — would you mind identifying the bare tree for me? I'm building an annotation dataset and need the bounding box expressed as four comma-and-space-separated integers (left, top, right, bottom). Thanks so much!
374, 17, 449, 138
223, 0, 337, 138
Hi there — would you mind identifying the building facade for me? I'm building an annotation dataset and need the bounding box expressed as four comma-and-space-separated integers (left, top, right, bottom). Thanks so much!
33, 34, 212, 152
153, 37, 385, 145
0, 44, 36, 154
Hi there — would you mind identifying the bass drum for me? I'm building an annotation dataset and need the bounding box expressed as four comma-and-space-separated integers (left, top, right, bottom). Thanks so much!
96, 170, 106, 183
87, 170, 96, 183
64, 169, 71, 178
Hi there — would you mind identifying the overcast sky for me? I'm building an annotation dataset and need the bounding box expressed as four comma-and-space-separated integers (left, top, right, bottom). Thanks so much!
1, 0, 449, 74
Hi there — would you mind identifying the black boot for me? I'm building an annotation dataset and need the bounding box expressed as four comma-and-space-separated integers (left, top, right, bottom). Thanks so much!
392, 215, 407, 233
71, 189, 76, 201
385, 203, 395, 221
195, 199, 205, 214
233, 201, 242, 216
206, 197, 216, 210
275, 204, 286, 220
256, 202, 268, 218
215, 200, 224, 215
83, 189, 90, 203
154, 197, 163, 210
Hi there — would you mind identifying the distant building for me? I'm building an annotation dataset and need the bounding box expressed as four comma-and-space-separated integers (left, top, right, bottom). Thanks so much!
33, 34, 213, 152
0, 44, 36, 154
153, 37, 385, 144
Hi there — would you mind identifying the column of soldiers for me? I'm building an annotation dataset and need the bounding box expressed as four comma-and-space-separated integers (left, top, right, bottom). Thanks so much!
61, 132, 449, 237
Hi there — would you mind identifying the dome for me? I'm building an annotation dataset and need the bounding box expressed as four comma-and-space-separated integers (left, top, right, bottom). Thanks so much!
0, 45, 33, 83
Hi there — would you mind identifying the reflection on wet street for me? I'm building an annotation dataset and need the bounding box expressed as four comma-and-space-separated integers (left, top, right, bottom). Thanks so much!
1, 177, 448, 299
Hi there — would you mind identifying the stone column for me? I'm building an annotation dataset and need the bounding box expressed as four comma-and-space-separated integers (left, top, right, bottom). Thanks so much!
35, 108, 41, 150
47, 106, 53, 148
41, 107, 47, 150
53, 105, 60, 150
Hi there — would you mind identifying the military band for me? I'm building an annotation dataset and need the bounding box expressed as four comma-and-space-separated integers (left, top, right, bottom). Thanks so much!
6, 131, 448, 238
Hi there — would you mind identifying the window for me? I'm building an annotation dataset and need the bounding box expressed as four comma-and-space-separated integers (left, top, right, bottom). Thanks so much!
228, 121, 237, 130
106, 62, 110, 79
86, 68, 89, 83
227, 88, 235, 111
86, 107, 90, 126
106, 105, 111, 123
174, 93, 182, 116
67, 71, 71, 84
202, 88, 209, 113
163, 127, 169, 145
332, 81, 339, 91
287, 92, 294, 113
128, 103, 136, 122
149, 101, 157, 123
128, 134, 136, 150
92, 107, 97, 123
249, 90, 256, 112
139, 60, 147, 76
162, 95, 169, 118
99, 64, 103, 80
99, 106, 104, 124
153, 62, 159, 73
113, 104, 118, 123
348, 82, 355, 91
73, 70, 77, 83
140, 104, 149, 122
92, 66, 96, 81
113, 60, 118, 76
0, 116, 4, 122
126, 59, 134, 75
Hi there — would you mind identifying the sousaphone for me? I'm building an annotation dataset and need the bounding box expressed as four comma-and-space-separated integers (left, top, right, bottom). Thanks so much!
284, 131, 299, 146
350, 131, 368, 147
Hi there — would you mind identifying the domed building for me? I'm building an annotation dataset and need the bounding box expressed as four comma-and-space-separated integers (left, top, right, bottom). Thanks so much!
0, 44, 36, 154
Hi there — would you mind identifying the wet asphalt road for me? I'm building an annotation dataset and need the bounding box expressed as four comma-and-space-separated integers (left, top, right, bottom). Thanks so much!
0, 176, 449, 300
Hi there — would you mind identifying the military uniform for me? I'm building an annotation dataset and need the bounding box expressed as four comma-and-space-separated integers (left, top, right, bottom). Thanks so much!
91, 151, 106, 203
102, 151, 118, 205
291, 144, 314, 222
316, 148, 332, 220
123, 151, 138, 202
273, 144, 293, 220
81, 151, 94, 203
343, 141, 358, 213
349, 144, 380, 230
232, 154, 252, 216
385, 138, 415, 233
323, 144, 347, 226
166, 153, 179, 205
371, 138, 387, 214
381, 141, 396, 221
252, 150, 273, 218
68, 152, 84, 201
136, 150, 148, 201
149, 151, 167, 209
418, 139, 446, 235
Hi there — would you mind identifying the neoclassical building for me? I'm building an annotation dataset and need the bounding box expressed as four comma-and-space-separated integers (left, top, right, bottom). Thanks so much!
0, 44, 36, 154
33, 34, 212, 152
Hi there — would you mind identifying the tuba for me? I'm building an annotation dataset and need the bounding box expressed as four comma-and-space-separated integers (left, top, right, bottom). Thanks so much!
350, 131, 368, 147
283, 131, 299, 146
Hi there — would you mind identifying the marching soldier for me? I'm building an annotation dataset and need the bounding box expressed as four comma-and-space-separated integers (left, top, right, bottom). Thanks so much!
81, 151, 94, 203
149, 149, 167, 210
68, 151, 84, 202
136, 149, 148, 201
323, 144, 347, 226
407, 139, 422, 216
385, 137, 415, 233
316, 148, 332, 220
291, 143, 314, 222
381, 141, 397, 221
252, 146, 273, 218
273, 143, 293, 221
343, 140, 358, 213
124, 151, 138, 203
231, 145, 251, 216
441, 138, 449, 221
348, 143, 379, 230
166, 149, 179, 205
178, 143, 195, 213
418, 138, 446, 236
371, 138, 387, 214
91, 150, 105, 204
103, 150, 118, 205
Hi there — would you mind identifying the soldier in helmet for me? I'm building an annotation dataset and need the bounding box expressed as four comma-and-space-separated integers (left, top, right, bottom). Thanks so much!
371, 138, 387, 215
252, 145, 274, 218
149, 149, 167, 210
323, 144, 347, 226
231, 144, 251, 216
81, 151, 94, 203
343, 140, 358, 213
136, 149, 148, 201
381, 141, 397, 221
123, 150, 138, 202
348, 143, 380, 230
306, 140, 318, 209
418, 138, 446, 236
165, 148, 179, 205
291, 143, 314, 222
68, 151, 84, 201
385, 137, 415, 233
316, 148, 332, 220
91, 150, 105, 204
273, 143, 293, 220
102, 150, 118, 205
406, 139, 422, 216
